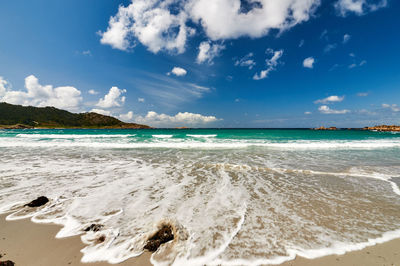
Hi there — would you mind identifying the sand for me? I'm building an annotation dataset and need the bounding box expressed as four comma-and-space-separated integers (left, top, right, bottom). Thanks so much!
0, 213, 399, 266
0, 214, 151, 266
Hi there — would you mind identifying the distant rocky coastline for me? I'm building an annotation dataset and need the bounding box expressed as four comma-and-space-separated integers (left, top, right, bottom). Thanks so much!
313, 126, 338, 131
363, 125, 400, 132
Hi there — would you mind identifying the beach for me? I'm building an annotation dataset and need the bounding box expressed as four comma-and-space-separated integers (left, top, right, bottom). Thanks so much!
1, 129, 400, 265
1, 214, 399, 266
0, 214, 152, 266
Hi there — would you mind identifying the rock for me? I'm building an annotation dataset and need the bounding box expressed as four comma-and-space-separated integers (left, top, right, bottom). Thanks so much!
95, 235, 106, 244
364, 125, 400, 132
314, 126, 338, 130
25, 196, 49, 207
144, 224, 174, 252
84, 224, 103, 232
0, 260, 15, 266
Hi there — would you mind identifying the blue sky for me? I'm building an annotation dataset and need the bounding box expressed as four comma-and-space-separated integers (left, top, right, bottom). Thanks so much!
0, 0, 399, 128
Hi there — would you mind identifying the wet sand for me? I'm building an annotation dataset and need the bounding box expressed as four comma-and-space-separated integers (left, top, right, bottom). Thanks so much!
0, 214, 151, 266
1, 213, 399, 266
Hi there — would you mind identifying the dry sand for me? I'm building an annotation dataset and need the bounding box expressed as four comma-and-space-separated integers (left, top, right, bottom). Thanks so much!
1, 213, 399, 266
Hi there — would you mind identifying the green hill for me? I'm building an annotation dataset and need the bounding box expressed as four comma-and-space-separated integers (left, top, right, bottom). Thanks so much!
0, 102, 150, 129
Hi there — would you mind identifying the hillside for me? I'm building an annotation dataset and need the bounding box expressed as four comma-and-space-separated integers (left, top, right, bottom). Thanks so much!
0, 102, 150, 129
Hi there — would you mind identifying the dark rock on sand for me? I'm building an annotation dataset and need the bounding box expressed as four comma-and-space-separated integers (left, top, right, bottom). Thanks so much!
95, 235, 106, 244
84, 224, 103, 232
144, 224, 174, 252
25, 196, 49, 207
0, 260, 15, 266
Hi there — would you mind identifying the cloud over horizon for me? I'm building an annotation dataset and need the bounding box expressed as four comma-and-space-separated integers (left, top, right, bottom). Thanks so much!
0, 75, 82, 112
134, 111, 221, 127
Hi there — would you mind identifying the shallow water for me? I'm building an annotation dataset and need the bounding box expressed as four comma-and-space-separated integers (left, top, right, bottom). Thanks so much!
0, 129, 400, 265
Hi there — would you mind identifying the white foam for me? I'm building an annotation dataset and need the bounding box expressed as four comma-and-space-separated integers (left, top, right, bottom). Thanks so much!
187, 134, 217, 138
16, 134, 135, 139
152, 135, 173, 138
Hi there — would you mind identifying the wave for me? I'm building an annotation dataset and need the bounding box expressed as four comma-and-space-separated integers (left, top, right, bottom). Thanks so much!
1, 139, 400, 150
187, 134, 217, 138
16, 134, 136, 139
152, 135, 173, 138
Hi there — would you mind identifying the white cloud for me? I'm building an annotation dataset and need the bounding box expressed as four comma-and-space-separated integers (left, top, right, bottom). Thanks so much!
100, 0, 193, 53
303, 57, 315, 68
196, 41, 225, 64
253, 49, 283, 80
304, 111, 312, 115
324, 43, 337, 53
119, 111, 134, 121
138, 97, 145, 103
96, 86, 126, 108
168, 67, 187, 76
101, 0, 320, 54
382, 103, 400, 112
88, 89, 98, 95
343, 34, 351, 43
357, 92, 368, 97
90, 108, 112, 116
299, 39, 305, 47
0, 76, 9, 97
335, 0, 387, 16
0, 75, 82, 112
318, 105, 350, 114
82, 50, 92, 56
314, 95, 344, 104
234, 53, 256, 69
134, 73, 211, 108
349, 60, 366, 68
135, 111, 221, 127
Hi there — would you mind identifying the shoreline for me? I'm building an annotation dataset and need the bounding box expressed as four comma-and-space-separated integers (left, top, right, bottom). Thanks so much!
0, 214, 152, 266
1, 214, 400, 265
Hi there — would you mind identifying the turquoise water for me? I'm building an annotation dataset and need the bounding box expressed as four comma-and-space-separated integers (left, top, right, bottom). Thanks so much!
1, 129, 400, 265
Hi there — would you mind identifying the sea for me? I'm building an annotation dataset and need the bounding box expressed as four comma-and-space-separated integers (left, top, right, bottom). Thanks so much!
0, 128, 400, 265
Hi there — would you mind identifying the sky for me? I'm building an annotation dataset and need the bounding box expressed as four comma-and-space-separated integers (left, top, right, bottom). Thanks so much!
0, 0, 399, 128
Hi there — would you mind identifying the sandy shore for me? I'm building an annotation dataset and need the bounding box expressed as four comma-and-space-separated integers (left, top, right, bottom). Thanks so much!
0, 214, 151, 266
1, 213, 399, 266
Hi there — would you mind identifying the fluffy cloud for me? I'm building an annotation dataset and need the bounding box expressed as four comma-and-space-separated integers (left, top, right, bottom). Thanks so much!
0, 76, 9, 97
234, 53, 256, 69
138, 97, 145, 102
253, 49, 283, 80
101, 0, 320, 54
96, 86, 126, 108
196, 41, 225, 64
318, 105, 350, 114
0, 75, 82, 112
335, 0, 387, 16
100, 0, 194, 53
135, 111, 220, 127
168, 67, 187, 76
119, 111, 134, 121
303, 57, 315, 68
382, 103, 400, 112
314, 95, 344, 104
90, 108, 111, 116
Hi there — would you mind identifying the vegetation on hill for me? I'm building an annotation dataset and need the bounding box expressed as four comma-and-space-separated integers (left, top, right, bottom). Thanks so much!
0, 102, 150, 129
